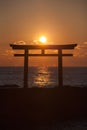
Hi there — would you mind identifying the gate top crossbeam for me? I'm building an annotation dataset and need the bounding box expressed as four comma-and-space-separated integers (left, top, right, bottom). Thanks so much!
10, 44, 77, 50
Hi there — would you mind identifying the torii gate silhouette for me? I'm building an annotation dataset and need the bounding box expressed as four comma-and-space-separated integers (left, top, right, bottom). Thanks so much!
10, 44, 77, 88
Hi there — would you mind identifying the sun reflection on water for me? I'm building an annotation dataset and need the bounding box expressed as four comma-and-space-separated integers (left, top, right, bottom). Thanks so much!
34, 67, 51, 88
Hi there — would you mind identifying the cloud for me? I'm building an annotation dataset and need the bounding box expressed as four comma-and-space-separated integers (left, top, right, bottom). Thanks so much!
75, 45, 81, 50
13, 41, 26, 45
0, 49, 14, 56
74, 43, 87, 57
5, 50, 14, 55
84, 42, 87, 45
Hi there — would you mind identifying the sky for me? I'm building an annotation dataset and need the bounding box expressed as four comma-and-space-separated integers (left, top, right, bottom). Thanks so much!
0, 0, 87, 66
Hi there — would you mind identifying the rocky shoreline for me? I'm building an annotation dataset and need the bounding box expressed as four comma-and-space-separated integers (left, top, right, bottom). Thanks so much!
0, 86, 87, 129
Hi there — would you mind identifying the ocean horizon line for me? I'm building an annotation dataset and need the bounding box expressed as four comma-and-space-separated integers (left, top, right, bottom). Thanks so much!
0, 66, 87, 68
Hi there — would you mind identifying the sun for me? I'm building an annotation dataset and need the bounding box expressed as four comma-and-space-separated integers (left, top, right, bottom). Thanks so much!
39, 36, 47, 44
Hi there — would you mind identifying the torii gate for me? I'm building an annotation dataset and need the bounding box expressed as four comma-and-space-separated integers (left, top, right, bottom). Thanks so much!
10, 44, 77, 88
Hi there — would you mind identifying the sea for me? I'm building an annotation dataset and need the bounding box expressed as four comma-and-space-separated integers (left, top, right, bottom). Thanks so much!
0, 66, 87, 88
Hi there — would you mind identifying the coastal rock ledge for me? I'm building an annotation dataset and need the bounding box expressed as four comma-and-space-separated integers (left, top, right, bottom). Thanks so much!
0, 87, 87, 128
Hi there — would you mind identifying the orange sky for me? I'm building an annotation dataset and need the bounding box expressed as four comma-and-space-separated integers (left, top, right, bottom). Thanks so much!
0, 0, 87, 66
